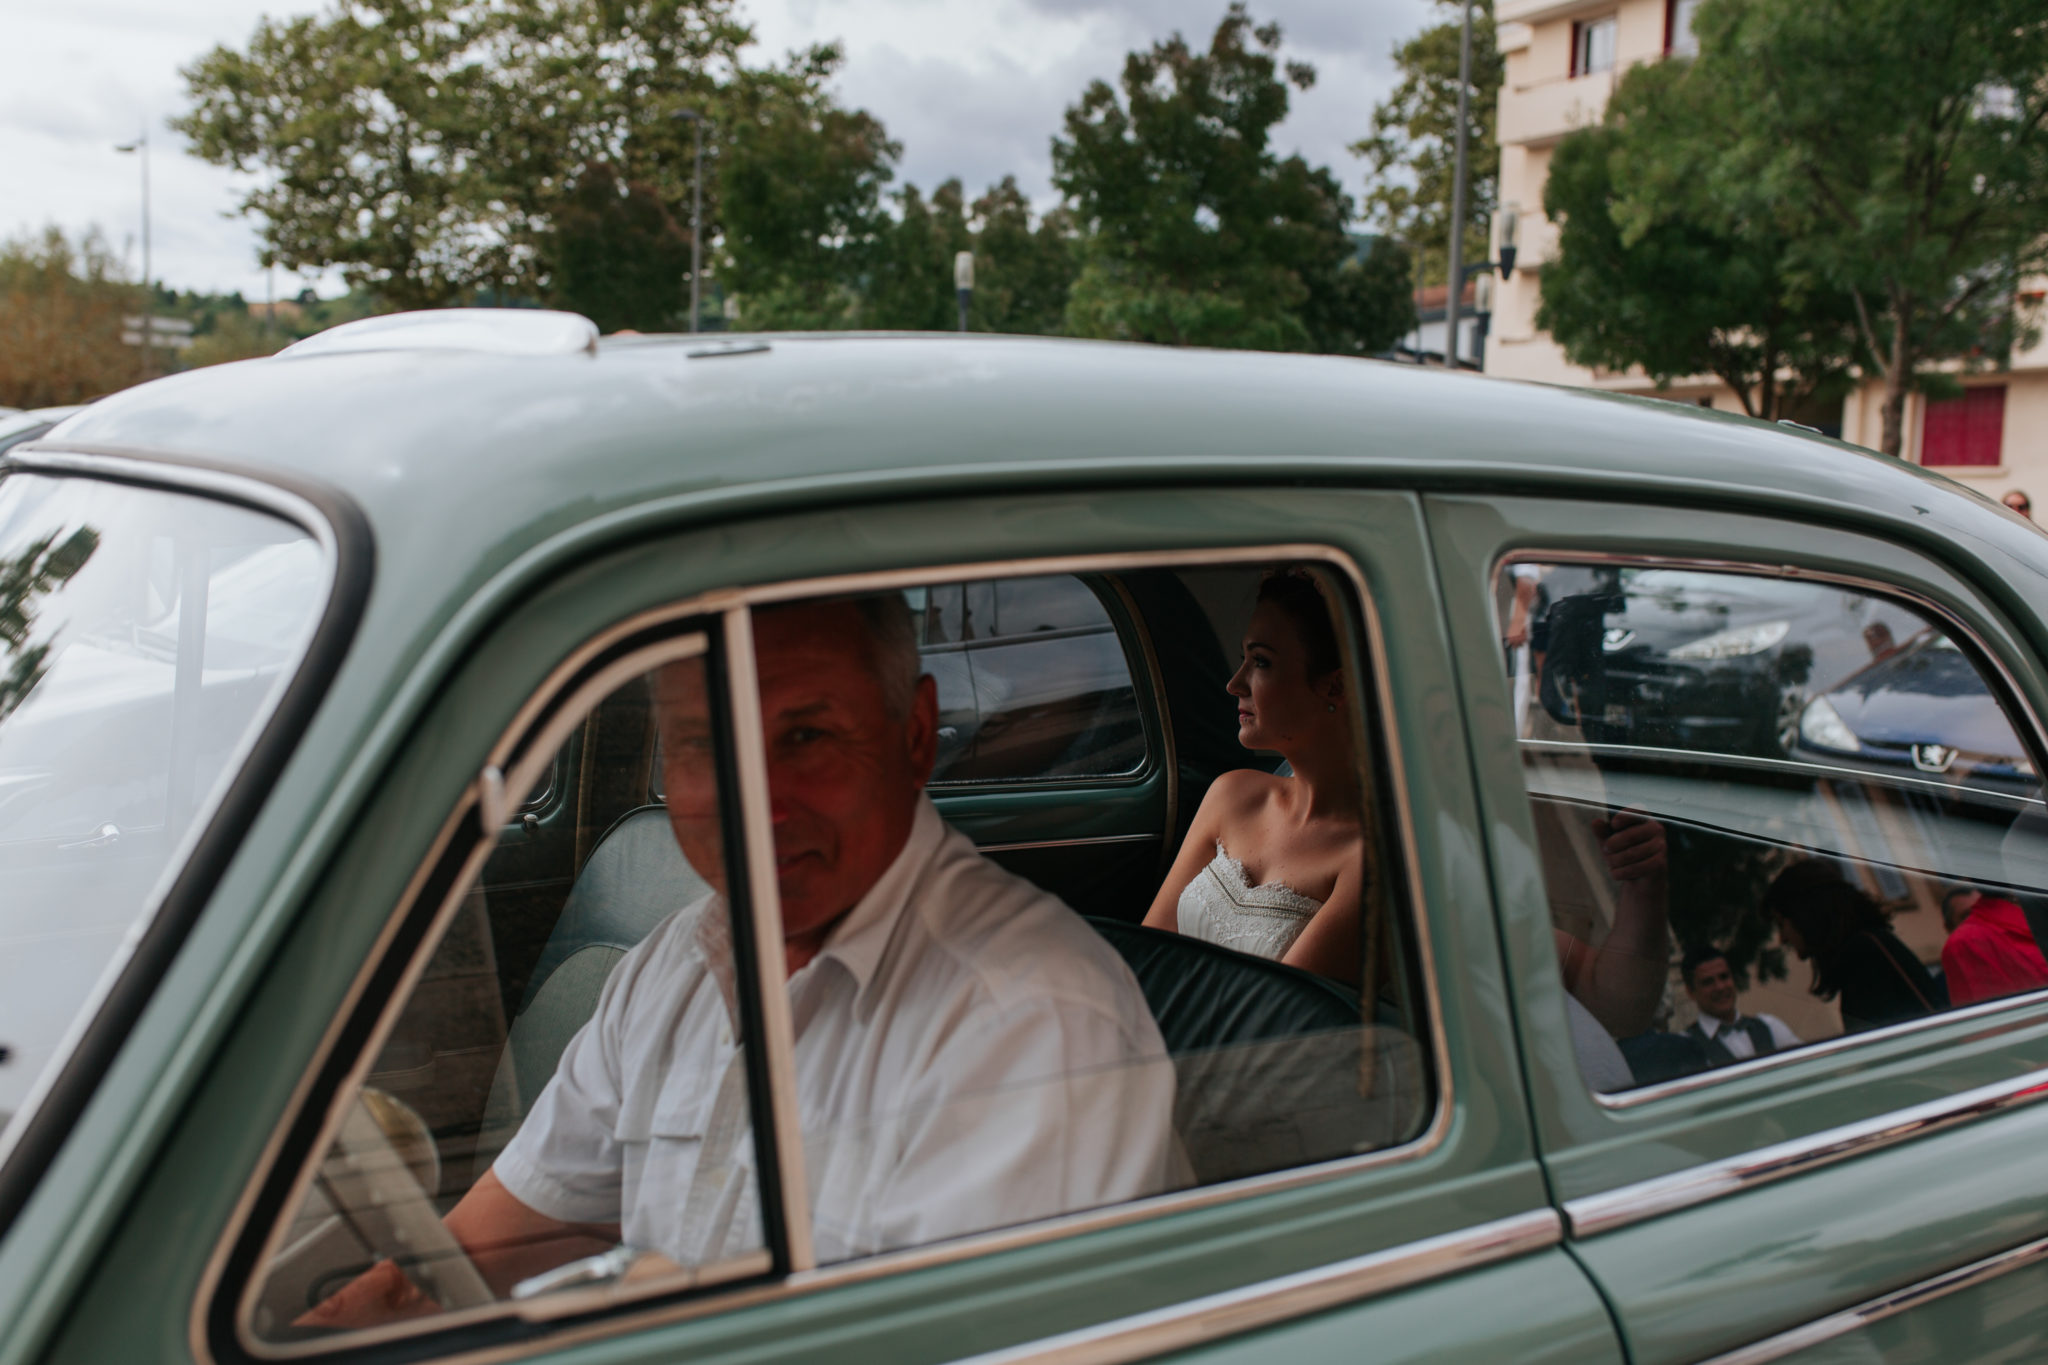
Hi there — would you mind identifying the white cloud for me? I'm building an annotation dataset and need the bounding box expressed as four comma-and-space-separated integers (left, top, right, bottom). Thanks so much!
0, 0, 1432, 296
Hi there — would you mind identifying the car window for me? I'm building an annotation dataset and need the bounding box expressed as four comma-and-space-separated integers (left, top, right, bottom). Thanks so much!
1500, 559, 2048, 1096
0, 472, 326, 1138
244, 643, 774, 1343
243, 556, 1436, 1352
920, 573, 1146, 785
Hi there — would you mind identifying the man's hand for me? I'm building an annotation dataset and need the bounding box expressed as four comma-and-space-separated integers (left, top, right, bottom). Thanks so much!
295, 1258, 439, 1331
1593, 809, 1667, 883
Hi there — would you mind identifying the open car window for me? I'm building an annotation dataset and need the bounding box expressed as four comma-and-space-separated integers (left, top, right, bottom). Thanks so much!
242, 555, 1436, 1353
1499, 559, 2048, 1096
0, 472, 327, 1143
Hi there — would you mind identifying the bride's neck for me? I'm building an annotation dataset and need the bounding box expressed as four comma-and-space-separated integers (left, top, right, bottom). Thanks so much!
1279, 747, 1362, 821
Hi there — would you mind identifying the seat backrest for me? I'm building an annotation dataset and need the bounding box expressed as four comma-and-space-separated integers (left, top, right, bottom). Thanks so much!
1084, 917, 1424, 1185
1085, 917, 1359, 1051
474, 806, 706, 1178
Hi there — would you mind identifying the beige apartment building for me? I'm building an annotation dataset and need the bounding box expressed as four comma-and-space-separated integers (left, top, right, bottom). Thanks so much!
1487, 0, 2048, 505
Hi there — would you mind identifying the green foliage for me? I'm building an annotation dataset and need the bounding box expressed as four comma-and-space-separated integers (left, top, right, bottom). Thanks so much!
0, 526, 99, 723
1538, 61, 1862, 419
717, 44, 899, 330
0, 227, 137, 406
1053, 4, 1413, 354
859, 178, 1077, 335
546, 163, 691, 332
1353, 0, 1500, 289
1683, 0, 2048, 454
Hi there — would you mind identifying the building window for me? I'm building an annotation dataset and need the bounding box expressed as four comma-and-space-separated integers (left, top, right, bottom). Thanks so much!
1667, 0, 1702, 55
1921, 386, 2007, 467
1573, 15, 1618, 76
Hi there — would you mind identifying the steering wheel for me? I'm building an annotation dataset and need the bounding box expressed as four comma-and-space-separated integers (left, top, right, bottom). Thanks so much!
320, 1091, 494, 1311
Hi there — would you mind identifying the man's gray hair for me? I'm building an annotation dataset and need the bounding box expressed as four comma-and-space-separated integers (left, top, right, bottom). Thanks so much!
755, 592, 921, 717
850, 592, 920, 719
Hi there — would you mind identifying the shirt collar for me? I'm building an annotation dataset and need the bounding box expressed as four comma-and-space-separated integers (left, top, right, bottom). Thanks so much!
812, 795, 947, 1014
1696, 1013, 1745, 1038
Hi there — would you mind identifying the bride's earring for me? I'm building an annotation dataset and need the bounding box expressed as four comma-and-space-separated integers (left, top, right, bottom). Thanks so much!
1326, 703, 1337, 712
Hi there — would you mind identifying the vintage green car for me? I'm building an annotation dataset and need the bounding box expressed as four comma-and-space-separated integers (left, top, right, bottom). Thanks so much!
3, 310, 2047, 1365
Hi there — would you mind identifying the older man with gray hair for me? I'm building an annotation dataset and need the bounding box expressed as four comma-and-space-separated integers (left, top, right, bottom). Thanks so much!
308, 593, 1181, 1325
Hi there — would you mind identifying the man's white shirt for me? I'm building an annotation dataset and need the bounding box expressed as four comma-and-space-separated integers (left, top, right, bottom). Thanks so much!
1694, 1011, 1800, 1059
495, 797, 1184, 1266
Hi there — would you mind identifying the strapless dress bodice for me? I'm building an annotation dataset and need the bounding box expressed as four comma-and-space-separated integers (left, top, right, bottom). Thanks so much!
1175, 842, 1321, 961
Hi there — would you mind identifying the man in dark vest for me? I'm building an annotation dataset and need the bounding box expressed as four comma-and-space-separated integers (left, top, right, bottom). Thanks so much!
1681, 947, 1800, 1065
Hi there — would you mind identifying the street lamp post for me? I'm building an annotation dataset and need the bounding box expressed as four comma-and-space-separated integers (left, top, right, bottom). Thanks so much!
953, 251, 974, 332
1457, 210, 1519, 371
675, 108, 706, 334
114, 128, 152, 377
1443, 0, 1475, 369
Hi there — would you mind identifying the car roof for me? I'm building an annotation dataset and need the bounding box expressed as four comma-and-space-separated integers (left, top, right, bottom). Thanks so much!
18, 326, 2047, 631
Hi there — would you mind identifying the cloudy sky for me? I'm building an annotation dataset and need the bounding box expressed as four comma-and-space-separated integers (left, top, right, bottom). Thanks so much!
0, 0, 1434, 300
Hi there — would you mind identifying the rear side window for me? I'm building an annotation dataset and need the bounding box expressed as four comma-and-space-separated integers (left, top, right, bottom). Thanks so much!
1500, 560, 2048, 1095
909, 573, 1146, 785
0, 473, 326, 1141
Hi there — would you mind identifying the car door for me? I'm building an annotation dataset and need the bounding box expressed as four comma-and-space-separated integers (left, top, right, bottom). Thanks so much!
22, 483, 1622, 1365
1430, 491, 2048, 1364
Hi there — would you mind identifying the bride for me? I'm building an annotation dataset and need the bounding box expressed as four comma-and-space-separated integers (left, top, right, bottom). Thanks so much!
1142, 569, 1365, 986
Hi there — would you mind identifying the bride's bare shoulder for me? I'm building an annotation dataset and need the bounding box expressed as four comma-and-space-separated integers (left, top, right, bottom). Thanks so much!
1204, 766, 1285, 815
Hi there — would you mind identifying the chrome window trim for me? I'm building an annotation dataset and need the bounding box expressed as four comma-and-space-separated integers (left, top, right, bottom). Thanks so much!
948, 1210, 1562, 1365
1565, 1064, 2048, 1238
720, 605, 816, 1273
201, 540, 1456, 1365
1484, 549, 2048, 1114
1698, 1230, 2048, 1365
0, 449, 344, 1185
973, 833, 1161, 854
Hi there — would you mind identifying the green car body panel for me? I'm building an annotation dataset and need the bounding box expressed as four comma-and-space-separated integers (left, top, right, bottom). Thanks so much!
0, 330, 2043, 1362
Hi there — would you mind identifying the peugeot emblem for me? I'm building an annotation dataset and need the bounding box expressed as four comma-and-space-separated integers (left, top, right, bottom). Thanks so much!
1912, 743, 1957, 773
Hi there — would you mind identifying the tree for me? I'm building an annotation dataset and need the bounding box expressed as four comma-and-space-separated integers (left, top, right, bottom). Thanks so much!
1539, 61, 1863, 420
0, 228, 137, 407
1352, 0, 1501, 289
1053, 4, 1413, 354
1692, 0, 2048, 456
717, 45, 899, 330
176, 0, 840, 318
860, 177, 1078, 335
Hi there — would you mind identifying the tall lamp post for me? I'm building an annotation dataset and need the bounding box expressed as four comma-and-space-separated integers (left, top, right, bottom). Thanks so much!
674, 108, 706, 333
1442, 0, 1475, 369
114, 128, 152, 377
1457, 206, 1519, 370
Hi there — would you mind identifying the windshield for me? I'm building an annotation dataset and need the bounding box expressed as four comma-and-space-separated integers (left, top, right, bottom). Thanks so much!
0, 472, 327, 1132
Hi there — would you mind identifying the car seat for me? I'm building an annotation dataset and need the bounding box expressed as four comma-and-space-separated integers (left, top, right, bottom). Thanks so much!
1084, 919, 1426, 1185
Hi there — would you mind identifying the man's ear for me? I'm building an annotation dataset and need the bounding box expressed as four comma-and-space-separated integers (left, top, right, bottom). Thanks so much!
905, 673, 939, 787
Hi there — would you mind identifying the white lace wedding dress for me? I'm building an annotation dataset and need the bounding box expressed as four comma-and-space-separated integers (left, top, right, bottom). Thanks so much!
1175, 841, 1322, 960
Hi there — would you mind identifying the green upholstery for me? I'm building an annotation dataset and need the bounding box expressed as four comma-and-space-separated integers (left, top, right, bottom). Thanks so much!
1084, 917, 1425, 1185
1084, 917, 1360, 1051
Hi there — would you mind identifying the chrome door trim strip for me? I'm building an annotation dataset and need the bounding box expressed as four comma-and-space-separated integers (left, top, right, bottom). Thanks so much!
1565, 1066, 2048, 1238
201, 537, 1459, 1365
973, 833, 1160, 854
720, 605, 817, 1273
1699, 1232, 2048, 1365
948, 1210, 1561, 1365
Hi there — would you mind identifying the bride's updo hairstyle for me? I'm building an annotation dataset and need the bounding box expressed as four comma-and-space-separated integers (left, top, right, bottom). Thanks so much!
1257, 567, 1343, 681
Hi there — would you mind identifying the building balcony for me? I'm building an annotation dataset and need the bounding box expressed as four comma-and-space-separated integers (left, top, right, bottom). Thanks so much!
1498, 0, 1628, 21
1499, 68, 1614, 147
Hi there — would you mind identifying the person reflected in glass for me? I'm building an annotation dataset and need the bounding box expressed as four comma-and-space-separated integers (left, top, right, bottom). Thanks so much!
2002, 489, 2033, 520
1143, 569, 1366, 985
1939, 885, 2048, 1006
1766, 860, 1944, 1032
1679, 947, 1799, 1063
